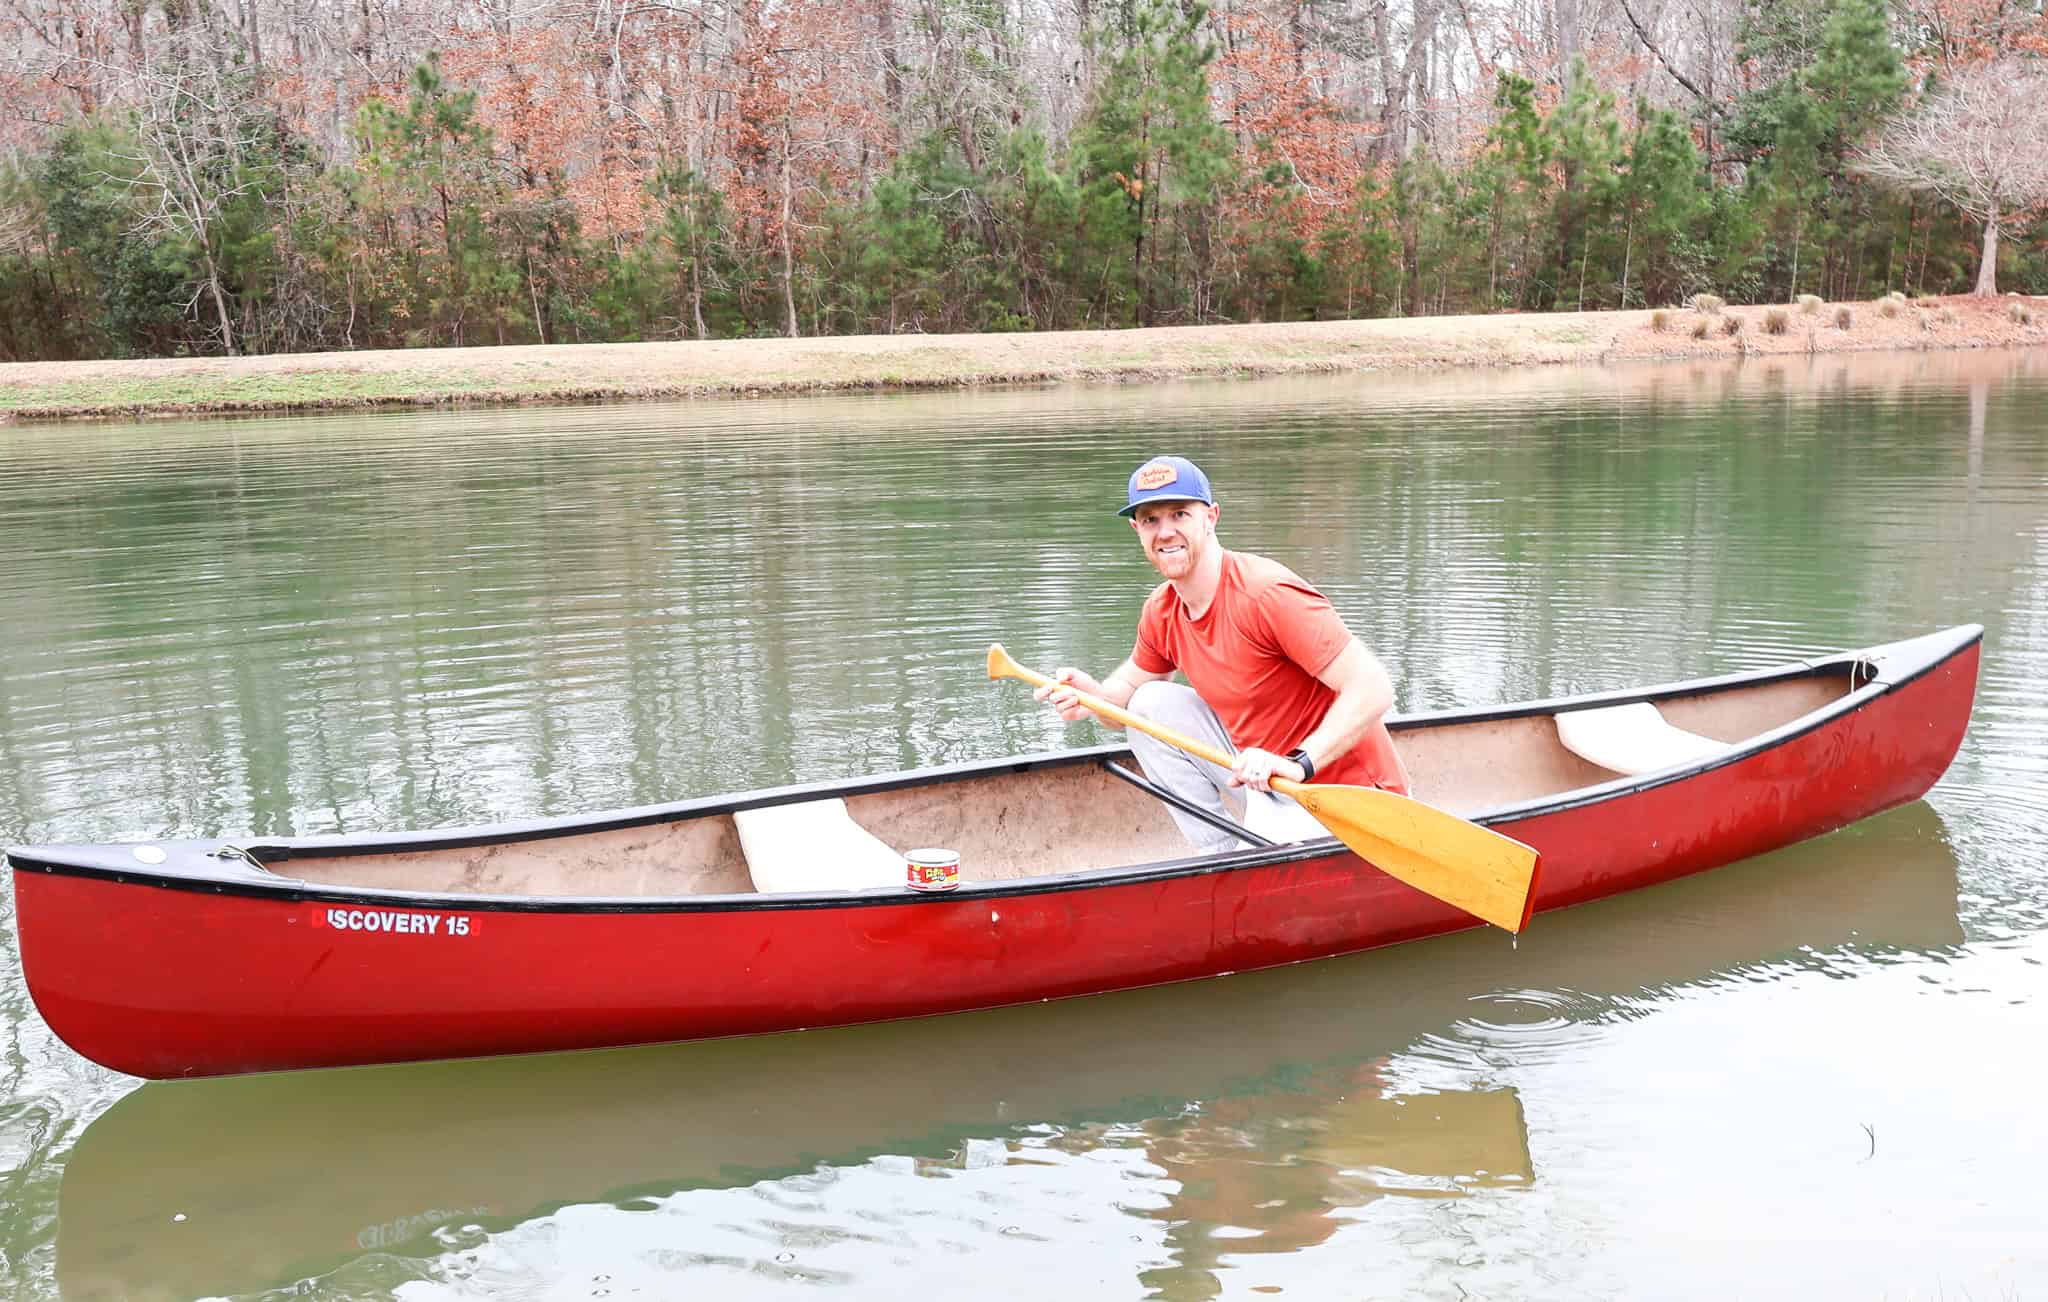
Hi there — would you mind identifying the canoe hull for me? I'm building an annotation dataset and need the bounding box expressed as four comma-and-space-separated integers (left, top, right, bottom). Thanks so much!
9, 628, 1981, 1078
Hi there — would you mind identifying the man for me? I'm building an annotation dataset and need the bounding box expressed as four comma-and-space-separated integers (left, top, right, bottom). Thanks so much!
1035, 454, 1409, 852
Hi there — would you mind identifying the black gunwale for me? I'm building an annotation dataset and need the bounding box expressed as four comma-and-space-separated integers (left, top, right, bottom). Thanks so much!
4, 626, 1982, 914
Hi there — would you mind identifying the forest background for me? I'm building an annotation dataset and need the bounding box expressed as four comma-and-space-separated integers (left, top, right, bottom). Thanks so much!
0, 0, 2043, 362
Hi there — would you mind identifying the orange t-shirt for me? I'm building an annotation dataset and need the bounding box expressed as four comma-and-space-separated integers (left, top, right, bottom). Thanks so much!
1130, 550, 1410, 793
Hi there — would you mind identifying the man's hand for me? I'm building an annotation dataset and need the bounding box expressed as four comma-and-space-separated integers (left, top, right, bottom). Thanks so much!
1034, 668, 1107, 722
1229, 747, 1307, 793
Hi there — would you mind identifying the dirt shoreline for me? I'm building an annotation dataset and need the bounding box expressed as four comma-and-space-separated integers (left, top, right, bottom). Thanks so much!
3, 296, 2042, 425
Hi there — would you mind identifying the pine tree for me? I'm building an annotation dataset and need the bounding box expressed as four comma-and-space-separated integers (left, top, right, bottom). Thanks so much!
1479, 72, 1552, 310
981, 128, 1083, 329
1729, 0, 1905, 298
35, 125, 183, 356
1616, 105, 1710, 307
1071, 0, 1236, 326
856, 138, 966, 332
1546, 64, 1625, 310
348, 58, 518, 347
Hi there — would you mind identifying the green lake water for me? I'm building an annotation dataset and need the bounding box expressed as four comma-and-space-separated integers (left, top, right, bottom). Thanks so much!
3, 348, 2045, 1299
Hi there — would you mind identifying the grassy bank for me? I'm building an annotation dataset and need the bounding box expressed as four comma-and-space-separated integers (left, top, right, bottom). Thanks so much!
2, 297, 2041, 424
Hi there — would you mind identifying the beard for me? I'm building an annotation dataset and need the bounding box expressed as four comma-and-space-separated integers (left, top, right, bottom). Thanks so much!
1147, 535, 1201, 580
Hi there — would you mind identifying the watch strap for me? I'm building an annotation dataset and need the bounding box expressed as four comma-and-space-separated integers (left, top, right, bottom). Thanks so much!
1285, 748, 1315, 781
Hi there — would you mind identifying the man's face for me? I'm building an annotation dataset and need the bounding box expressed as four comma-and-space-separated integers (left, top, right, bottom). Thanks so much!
1129, 499, 1219, 580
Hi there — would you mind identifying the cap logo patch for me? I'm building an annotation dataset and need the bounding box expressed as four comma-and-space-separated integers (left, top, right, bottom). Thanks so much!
1135, 463, 1178, 491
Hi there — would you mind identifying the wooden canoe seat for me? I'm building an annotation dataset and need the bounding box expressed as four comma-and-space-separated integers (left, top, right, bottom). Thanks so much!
1553, 701, 1731, 776
732, 798, 904, 894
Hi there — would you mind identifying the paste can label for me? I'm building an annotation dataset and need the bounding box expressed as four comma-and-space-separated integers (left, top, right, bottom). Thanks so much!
905, 847, 961, 892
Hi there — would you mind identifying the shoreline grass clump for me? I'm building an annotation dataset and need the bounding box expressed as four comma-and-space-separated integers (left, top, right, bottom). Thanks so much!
1690, 315, 1713, 339
1835, 306, 1855, 330
1722, 314, 1745, 336
2010, 302, 2037, 326
1797, 294, 1825, 315
1691, 293, 1726, 315
1763, 307, 1791, 335
1879, 296, 1902, 318
1650, 309, 1671, 332
1939, 305, 1961, 326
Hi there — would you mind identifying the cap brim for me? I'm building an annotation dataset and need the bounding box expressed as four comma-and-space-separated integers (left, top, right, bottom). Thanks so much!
1117, 494, 1213, 518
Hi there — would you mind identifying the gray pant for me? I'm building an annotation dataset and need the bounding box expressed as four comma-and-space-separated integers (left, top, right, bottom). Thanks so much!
1125, 681, 1329, 854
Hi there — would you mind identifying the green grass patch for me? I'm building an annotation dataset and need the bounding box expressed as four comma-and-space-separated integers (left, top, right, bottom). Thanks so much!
0, 368, 563, 417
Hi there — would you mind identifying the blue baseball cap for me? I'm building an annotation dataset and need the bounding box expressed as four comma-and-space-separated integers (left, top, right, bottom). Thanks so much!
1119, 455, 1215, 518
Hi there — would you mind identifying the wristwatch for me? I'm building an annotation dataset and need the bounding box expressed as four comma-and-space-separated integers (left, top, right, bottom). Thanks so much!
1285, 748, 1316, 781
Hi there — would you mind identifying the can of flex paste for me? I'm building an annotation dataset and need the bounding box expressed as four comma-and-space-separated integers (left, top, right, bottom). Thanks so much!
905, 848, 961, 892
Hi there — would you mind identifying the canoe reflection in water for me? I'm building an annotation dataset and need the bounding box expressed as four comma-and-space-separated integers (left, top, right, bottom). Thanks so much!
57, 803, 1961, 1301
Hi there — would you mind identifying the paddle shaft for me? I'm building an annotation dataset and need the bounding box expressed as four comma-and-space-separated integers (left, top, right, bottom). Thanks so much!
987, 641, 1541, 933
992, 654, 1311, 796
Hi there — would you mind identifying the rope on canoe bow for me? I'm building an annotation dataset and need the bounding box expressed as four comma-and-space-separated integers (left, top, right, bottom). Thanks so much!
210, 843, 277, 873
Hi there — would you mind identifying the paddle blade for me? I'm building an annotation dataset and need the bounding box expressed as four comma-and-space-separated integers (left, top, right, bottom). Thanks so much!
1290, 784, 1541, 933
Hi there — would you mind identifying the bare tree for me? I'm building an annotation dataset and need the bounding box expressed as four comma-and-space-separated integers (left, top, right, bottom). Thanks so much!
1856, 59, 2048, 298
110, 8, 271, 355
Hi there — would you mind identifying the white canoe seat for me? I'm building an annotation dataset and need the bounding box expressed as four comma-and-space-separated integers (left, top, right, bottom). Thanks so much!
1554, 701, 1732, 776
733, 798, 904, 894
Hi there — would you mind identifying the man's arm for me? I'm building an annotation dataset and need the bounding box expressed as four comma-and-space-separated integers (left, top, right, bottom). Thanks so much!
1034, 657, 1171, 726
1290, 639, 1395, 775
1230, 638, 1394, 791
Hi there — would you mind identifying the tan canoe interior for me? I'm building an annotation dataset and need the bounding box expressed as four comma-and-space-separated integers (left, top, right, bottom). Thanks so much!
288, 670, 1853, 898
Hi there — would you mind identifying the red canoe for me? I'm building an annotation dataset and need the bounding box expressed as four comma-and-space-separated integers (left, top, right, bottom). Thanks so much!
7, 626, 1980, 1079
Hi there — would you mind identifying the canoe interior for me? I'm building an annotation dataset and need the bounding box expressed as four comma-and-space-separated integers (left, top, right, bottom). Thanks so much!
291, 762, 1176, 898
285, 669, 1853, 899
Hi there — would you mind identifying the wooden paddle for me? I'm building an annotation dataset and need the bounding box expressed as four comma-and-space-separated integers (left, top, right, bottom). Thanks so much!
987, 643, 1542, 933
